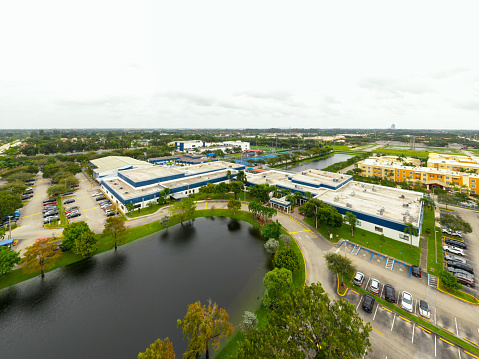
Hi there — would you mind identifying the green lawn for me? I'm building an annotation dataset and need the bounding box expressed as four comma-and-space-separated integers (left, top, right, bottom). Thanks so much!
303, 217, 421, 264
423, 209, 443, 275
126, 202, 167, 218
329, 144, 352, 150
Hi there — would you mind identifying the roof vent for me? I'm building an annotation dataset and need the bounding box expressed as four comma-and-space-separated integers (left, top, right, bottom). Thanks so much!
351, 191, 355, 196
334, 196, 339, 201
379, 208, 385, 215
346, 203, 352, 208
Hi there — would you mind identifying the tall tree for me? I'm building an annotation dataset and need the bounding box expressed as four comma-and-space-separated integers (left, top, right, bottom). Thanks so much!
62, 221, 94, 250
0, 246, 20, 276
236, 170, 246, 183
20, 238, 60, 278
229, 181, 244, 199
345, 211, 357, 237
273, 247, 300, 272
169, 197, 196, 224
404, 222, 418, 240
237, 283, 372, 358
227, 198, 241, 215
262, 267, 293, 308
102, 216, 129, 251
160, 215, 170, 229
74, 231, 98, 257
324, 252, 355, 286
126, 203, 135, 213
177, 300, 235, 359
263, 220, 282, 239
138, 337, 176, 359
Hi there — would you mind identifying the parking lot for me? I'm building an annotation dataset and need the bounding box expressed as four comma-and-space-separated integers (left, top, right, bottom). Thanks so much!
67, 173, 107, 232
338, 240, 479, 358
343, 287, 479, 358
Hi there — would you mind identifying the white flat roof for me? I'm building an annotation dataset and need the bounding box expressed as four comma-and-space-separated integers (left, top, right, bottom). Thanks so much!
315, 181, 423, 226
91, 156, 152, 173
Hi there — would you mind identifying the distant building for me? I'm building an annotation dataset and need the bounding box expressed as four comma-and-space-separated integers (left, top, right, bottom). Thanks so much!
391, 124, 396, 130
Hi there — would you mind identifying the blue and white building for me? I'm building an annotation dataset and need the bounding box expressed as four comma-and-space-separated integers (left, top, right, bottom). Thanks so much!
247, 168, 424, 246
99, 160, 245, 213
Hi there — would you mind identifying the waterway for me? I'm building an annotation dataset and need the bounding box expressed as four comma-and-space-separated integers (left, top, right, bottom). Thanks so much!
281, 153, 353, 172
0, 218, 270, 358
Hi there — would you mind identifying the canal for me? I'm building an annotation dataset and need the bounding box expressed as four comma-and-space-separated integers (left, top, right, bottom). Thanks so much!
0, 217, 270, 358
282, 153, 353, 172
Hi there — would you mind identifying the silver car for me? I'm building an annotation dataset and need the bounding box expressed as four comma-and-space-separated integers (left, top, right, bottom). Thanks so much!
401, 291, 413, 312
353, 272, 365, 287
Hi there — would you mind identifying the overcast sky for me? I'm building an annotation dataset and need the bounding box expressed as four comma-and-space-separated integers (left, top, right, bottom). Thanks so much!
1, 1, 478, 130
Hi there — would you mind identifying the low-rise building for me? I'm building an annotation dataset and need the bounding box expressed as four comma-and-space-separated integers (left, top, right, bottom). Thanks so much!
246, 168, 423, 246
357, 157, 479, 194
90, 156, 153, 182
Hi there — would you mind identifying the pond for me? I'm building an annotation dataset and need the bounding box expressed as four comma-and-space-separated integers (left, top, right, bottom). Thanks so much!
0, 217, 270, 358
282, 153, 353, 172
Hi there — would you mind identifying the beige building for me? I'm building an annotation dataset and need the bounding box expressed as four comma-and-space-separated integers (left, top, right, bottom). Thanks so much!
358, 157, 479, 194
427, 153, 479, 173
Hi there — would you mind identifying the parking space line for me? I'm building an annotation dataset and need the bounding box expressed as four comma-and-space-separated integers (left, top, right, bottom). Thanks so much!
441, 326, 455, 335
463, 337, 479, 347
465, 350, 479, 359
412, 323, 415, 343
23, 212, 41, 218
83, 207, 98, 212
288, 230, 311, 234
356, 299, 361, 311
398, 316, 411, 323
439, 337, 455, 347
351, 289, 359, 295
373, 304, 379, 321
455, 317, 459, 336
391, 314, 396, 331
418, 326, 431, 334
381, 306, 392, 313
371, 326, 384, 336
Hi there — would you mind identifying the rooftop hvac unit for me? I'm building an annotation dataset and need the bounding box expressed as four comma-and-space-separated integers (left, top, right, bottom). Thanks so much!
361, 184, 365, 188
351, 191, 355, 196
363, 189, 367, 192
333, 178, 339, 182
263, 174, 266, 178
379, 208, 385, 215
403, 215, 407, 222
124, 191, 129, 194
405, 210, 410, 216
346, 203, 352, 208
302, 172, 306, 175
410, 216, 415, 222
334, 196, 339, 201
119, 187, 123, 189
403, 203, 409, 207
399, 194, 405, 198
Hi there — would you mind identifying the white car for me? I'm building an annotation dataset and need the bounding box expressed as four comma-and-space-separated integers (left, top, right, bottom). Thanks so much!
443, 245, 464, 256
418, 300, 431, 319
91, 192, 102, 197
452, 231, 463, 238
401, 291, 413, 312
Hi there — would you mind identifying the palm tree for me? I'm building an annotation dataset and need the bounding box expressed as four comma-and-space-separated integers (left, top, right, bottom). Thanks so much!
404, 222, 418, 245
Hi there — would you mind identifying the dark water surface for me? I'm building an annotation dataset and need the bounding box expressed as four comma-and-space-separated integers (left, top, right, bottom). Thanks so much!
0, 218, 270, 359
283, 153, 353, 172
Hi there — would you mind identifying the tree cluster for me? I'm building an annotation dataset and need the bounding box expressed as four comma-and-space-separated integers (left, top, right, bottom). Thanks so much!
248, 201, 277, 223
299, 198, 344, 228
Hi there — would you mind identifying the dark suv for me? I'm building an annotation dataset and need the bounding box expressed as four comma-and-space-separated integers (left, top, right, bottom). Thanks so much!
411, 265, 422, 278
362, 295, 375, 313
444, 238, 467, 249
446, 261, 473, 274
384, 284, 396, 303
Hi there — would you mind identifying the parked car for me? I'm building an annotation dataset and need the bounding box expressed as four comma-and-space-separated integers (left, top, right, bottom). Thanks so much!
353, 272, 365, 287
106, 211, 116, 217
43, 216, 59, 224
444, 238, 467, 249
43, 198, 56, 203
384, 284, 396, 303
401, 291, 413, 312
62, 192, 73, 196
64, 198, 75, 204
411, 265, 422, 278
455, 273, 475, 287
96, 196, 106, 201
452, 231, 463, 238
92, 192, 102, 197
443, 245, 464, 256
418, 300, 430, 319
43, 210, 59, 218
21, 195, 31, 200
362, 295, 375, 313
444, 254, 467, 264
67, 212, 81, 219
446, 261, 473, 274
368, 278, 380, 295
441, 227, 452, 235
447, 267, 474, 279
